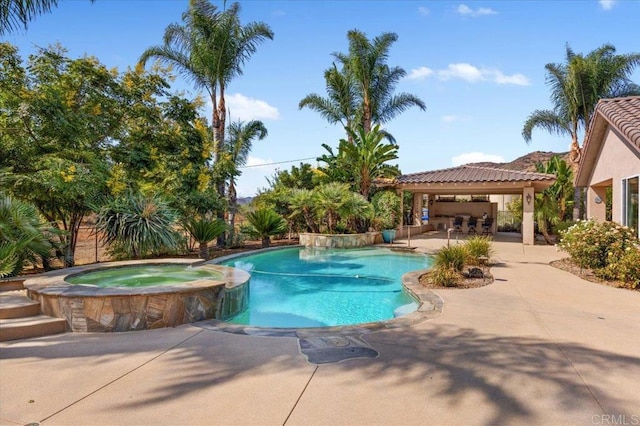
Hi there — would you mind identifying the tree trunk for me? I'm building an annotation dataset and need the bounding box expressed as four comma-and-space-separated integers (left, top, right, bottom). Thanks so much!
261, 236, 270, 248
569, 135, 583, 220
213, 86, 227, 247
198, 242, 209, 260
228, 181, 237, 245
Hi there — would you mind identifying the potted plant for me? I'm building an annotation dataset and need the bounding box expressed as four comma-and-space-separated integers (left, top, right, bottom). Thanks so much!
372, 191, 401, 243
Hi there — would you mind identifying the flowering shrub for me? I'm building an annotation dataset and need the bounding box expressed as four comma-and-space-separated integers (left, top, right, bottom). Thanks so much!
558, 220, 638, 270
596, 247, 640, 289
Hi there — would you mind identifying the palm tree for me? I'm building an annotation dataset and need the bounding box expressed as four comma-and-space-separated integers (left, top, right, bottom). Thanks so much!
318, 124, 400, 199
223, 119, 267, 242
314, 182, 351, 233
300, 30, 425, 140
287, 188, 319, 233
523, 44, 640, 164
299, 64, 359, 141
138, 0, 273, 228
535, 156, 574, 221
183, 217, 226, 260
0, 193, 60, 276
243, 208, 287, 248
0, 0, 93, 35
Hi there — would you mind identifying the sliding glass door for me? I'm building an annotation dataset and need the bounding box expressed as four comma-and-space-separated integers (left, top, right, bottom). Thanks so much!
623, 176, 639, 237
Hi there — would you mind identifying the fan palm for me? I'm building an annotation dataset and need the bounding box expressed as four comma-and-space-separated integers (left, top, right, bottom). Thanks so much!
243, 208, 287, 248
314, 182, 351, 233
223, 119, 267, 240
287, 188, 319, 233
183, 217, 226, 260
138, 0, 273, 208
0, 194, 60, 276
523, 44, 640, 164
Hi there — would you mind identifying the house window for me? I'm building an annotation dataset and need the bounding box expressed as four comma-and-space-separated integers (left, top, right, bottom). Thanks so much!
622, 176, 639, 237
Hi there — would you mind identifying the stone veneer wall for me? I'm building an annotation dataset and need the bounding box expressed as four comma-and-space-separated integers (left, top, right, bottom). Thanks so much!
24, 260, 250, 332
299, 232, 381, 248
29, 286, 250, 332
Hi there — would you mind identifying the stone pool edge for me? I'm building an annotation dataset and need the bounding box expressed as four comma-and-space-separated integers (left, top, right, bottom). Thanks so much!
24, 259, 251, 332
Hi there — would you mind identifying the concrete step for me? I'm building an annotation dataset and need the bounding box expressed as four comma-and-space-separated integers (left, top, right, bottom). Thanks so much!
0, 278, 25, 292
0, 315, 67, 342
0, 291, 41, 319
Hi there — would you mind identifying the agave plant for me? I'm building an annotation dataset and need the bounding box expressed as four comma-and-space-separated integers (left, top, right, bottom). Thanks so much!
242, 208, 288, 248
95, 192, 182, 259
183, 218, 226, 260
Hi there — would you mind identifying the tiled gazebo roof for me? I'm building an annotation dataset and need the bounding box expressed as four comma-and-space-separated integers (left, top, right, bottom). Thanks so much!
397, 165, 555, 185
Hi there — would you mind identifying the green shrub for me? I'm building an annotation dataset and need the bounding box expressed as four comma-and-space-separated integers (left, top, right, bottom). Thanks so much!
552, 220, 575, 235
558, 220, 637, 270
371, 190, 400, 230
464, 236, 494, 265
428, 265, 463, 287
595, 246, 640, 288
434, 244, 467, 272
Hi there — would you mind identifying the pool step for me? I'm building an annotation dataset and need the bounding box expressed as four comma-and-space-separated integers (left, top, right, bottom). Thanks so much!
0, 278, 69, 341
0, 278, 25, 292
0, 315, 68, 342
0, 291, 41, 319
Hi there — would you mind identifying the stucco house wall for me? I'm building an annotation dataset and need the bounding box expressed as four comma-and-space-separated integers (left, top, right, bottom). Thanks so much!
586, 127, 640, 223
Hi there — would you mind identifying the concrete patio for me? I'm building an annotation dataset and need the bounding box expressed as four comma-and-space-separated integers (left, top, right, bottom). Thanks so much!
1, 233, 639, 425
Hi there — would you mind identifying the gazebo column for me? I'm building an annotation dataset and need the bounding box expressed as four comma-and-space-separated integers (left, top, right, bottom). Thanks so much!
412, 192, 423, 226
522, 187, 535, 245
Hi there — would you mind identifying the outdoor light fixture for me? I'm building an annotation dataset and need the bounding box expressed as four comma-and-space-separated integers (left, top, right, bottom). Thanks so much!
526, 193, 532, 205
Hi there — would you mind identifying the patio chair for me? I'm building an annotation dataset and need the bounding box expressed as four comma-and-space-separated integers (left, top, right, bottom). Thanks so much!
481, 217, 493, 235
467, 216, 478, 234
453, 216, 464, 234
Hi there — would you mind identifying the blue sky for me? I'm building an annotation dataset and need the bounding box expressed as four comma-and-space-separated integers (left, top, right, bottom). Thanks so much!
5, 0, 640, 197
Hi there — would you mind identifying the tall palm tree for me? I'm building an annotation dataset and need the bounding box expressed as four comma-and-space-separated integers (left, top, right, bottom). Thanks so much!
138, 0, 273, 226
535, 155, 574, 221
300, 30, 425, 140
224, 119, 267, 241
523, 44, 640, 164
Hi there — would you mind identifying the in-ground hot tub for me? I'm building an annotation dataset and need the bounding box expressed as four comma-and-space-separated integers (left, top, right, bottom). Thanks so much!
24, 259, 250, 332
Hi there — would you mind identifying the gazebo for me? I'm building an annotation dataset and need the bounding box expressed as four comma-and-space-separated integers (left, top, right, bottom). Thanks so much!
390, 165, 556, 245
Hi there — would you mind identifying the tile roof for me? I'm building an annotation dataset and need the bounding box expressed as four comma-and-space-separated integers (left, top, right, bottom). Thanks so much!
592, 96, 640, 150
397, 165, 556, 184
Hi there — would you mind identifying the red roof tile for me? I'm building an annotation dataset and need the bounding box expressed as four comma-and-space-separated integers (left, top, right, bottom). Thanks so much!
397, 165, 555, 184
593, 96, 640, 150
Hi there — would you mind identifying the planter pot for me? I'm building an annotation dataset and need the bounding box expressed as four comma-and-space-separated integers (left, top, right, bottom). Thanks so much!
381, 229, 396, 244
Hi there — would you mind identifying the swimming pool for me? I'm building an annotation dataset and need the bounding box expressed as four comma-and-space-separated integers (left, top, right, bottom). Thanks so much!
220, 247, 432, 328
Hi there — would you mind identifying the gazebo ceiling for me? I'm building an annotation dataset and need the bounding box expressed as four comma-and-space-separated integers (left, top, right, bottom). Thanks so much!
392, 165, 556, 194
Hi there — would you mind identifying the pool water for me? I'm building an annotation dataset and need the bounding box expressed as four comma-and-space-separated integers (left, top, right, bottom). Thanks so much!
66, 264, 224, 288
220, 247, 432, 328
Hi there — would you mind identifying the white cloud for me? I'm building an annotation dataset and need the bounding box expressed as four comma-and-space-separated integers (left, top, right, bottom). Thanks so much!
452, 152, 505, 166
599, 0, 616, 10
493, 70, 530, 86
457, 4, 497, 17
407, 66, 434, 80
418, 6, 430, 16
441, 115, 460, 123
226, 93, 280, 121
438, 63, 484, 82
435, 63, 530, 86
245, 155, 273, 168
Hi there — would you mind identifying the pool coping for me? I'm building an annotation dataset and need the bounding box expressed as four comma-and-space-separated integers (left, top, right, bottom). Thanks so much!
23, 259, 250, 297
197, 245, 443, 337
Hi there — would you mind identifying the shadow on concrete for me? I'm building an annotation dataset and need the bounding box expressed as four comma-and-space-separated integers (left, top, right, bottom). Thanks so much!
3, 321, 637, 424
